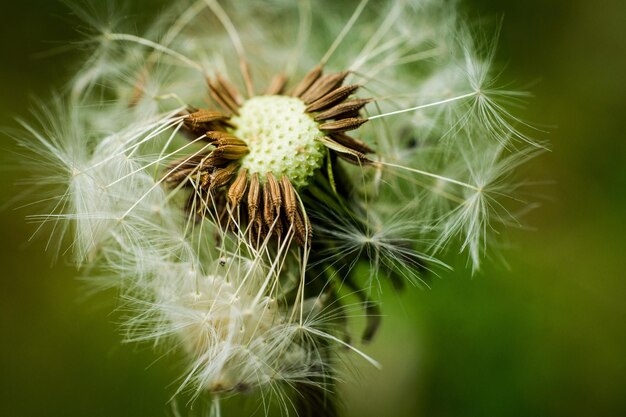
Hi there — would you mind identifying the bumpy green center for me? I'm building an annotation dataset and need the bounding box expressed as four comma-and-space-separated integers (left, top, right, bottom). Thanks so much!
232, 96, 326, 188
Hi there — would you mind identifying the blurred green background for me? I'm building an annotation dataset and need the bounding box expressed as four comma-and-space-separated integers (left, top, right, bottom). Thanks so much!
1, 1, 624, 416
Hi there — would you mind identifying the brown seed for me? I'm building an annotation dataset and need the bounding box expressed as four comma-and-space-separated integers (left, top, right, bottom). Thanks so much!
208, 78, 240, 115
185, 109, 231, 126
265, 173, 282, 214
330, 132, 375, 154
209, 163, 238, 190
319, 117, 368, 133
205, 131, 238, 144
317, 136, 374, 165
200, 171, 211, 188
292, 65, 323, 97
208, 89, 237, 115
262, 183, 275, 231
335, 151, 374, 166
301, 71, 349, 104
214, 137, 248, 148
248, 173, 261, 225
164, 167, 197, 186
280, 175, 297, 224
163, 153, 213, 186
262, 178, 283, 237
305, 84, 361, 113
179, 108, 230, 140
227, 168, 248, 207
265, 73, 288, 95
199, 154, 230, 169
314, 98, 372, 121
167, 153, 210, 171
293, 207, 312, 247
212, 145, 249, 160
216, 74, 243, 106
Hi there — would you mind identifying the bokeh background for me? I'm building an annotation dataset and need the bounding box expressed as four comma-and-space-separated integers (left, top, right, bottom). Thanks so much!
1, 1, 624, 416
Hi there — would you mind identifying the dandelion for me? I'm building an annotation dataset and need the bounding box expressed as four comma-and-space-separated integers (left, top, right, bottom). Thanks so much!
14, 0, 543, 415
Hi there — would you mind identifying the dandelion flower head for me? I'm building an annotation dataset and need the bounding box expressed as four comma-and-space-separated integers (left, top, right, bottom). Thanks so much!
16, 0, 543, 415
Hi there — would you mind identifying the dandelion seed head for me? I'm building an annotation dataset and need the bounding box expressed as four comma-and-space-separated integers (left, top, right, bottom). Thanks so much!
14, 0, 545, 413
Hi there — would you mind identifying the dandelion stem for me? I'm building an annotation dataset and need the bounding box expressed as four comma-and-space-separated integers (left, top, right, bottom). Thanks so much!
368, 91, 477, 120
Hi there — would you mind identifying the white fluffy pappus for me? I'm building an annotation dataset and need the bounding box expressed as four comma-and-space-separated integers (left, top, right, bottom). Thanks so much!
125, 255, 341, 395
